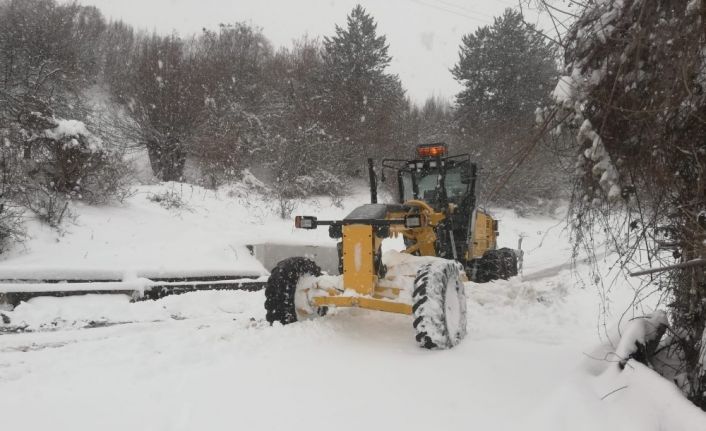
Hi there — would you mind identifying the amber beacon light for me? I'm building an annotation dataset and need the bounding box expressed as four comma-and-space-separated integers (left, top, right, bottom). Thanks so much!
416, 143, 447, 158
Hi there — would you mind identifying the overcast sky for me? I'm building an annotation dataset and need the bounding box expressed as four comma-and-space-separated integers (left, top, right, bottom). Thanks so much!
74, 0, 545, 104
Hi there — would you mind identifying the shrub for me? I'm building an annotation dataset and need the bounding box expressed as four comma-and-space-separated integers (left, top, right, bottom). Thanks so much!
0, 200, 24, 253
9, 111, 133, 226
147, 189, 190, 211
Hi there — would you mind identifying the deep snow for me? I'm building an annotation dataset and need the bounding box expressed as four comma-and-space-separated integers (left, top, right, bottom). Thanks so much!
0, 181, 372, 280
0, 182, 704, 430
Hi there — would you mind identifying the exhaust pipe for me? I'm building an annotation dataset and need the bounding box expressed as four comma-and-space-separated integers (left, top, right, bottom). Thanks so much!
368, 158, 377, 204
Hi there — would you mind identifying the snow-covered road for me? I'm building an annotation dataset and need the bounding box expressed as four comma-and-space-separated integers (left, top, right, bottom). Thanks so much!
0, 285, 584, 431
2, 272, 701, 430
0, 185, 704, 430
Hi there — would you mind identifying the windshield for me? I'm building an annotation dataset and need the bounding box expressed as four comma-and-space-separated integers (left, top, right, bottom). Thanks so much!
400, 164, 469, 205
417, 172, 440, 201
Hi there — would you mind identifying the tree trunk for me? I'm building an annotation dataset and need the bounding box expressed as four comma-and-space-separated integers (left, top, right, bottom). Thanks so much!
146, 137, 186, 182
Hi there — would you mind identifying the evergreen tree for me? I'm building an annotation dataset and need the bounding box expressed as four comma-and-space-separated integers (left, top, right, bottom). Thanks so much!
452, 9, 557, 138
322, 5, 406, 168
451, 8, 562, 206
417, 96, 455, 148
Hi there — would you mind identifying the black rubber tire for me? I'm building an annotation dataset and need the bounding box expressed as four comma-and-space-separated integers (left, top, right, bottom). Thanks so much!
412, 260, 468, 349
498, 248, 518, 277
467, 249, 518, 282
478, 250, 502, 282
265, 257, 324, 325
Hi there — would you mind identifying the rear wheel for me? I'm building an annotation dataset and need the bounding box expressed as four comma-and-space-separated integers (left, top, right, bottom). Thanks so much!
470, 248, 518, 282
470, 250, 500, 282
265, 257, 327, 325
498, 248, 518, 277
412, 260, 467, 349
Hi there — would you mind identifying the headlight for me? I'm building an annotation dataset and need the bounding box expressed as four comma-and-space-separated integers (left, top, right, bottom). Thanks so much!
405, 215, 422, 228
295, 216, 318, 229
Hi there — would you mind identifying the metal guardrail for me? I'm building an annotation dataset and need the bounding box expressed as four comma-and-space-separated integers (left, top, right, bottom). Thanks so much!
0, 276, 267, 308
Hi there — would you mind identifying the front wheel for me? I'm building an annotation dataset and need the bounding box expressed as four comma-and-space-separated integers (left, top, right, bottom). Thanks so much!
265, 257, 327, 325
412, 260, 468, 349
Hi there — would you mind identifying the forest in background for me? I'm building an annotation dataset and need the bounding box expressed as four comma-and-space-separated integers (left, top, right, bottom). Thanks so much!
0, 0, 566, 229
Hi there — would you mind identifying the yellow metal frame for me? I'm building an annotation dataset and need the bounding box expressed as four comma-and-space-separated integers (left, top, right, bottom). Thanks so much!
306, 201, 499, 315
341, 224, 377, 295
312, 295, 412, 315
389, 200, 444, 257
469, 210, 497, 259
313, 222, 412, 315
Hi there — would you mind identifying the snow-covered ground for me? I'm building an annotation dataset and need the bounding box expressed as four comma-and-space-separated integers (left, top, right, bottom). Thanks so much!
0, 180, 374, 281
0, 182, 704, 430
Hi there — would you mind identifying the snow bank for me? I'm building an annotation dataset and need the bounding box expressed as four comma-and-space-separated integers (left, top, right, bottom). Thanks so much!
0, 182, 376, 282
531, 355, 706, 431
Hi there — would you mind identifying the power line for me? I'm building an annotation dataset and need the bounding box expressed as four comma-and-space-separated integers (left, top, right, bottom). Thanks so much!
429, 0, 498, 20
408, 0, 495, 26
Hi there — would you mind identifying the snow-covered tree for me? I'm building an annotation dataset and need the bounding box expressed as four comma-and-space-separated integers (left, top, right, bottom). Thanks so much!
548, 0, 706, 408
121, 34, 206, 181
321, 5, 407, 168
192, 23, 273, 187
451, 8, 563, 207
0, 0, 130, 231
416, 96, 457, 150
453, 9, 557, 138
256, 38, 346, 216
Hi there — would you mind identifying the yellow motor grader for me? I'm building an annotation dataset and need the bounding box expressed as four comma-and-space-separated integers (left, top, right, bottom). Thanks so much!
264, 143, 518, 349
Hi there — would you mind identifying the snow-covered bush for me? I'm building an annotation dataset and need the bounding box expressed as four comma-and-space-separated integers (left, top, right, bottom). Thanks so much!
0, 1, 132, 232
7, 110, 132, 226
547, 0, 706, 408
0, 200, 24, 253
0, 128, 25, 249
147, 189, 190, 211
192, 108, 264, 189
270, 169, 345, 219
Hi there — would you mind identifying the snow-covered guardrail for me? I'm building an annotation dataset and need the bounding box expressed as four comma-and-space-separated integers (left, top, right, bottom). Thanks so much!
0, 276, 268, 308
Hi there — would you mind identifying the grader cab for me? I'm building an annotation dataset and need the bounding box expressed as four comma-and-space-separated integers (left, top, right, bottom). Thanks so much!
264, 143, 518, 349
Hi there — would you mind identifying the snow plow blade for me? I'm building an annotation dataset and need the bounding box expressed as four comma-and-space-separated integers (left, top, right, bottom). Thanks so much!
0, 276, 266, 309
247, 243, 339, 275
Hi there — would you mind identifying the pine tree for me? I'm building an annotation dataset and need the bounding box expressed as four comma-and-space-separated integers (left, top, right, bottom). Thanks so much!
452, 9, 557, 138
322, 5, 406, 168
323, 5, 391, 80
451, 8, 562, 206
